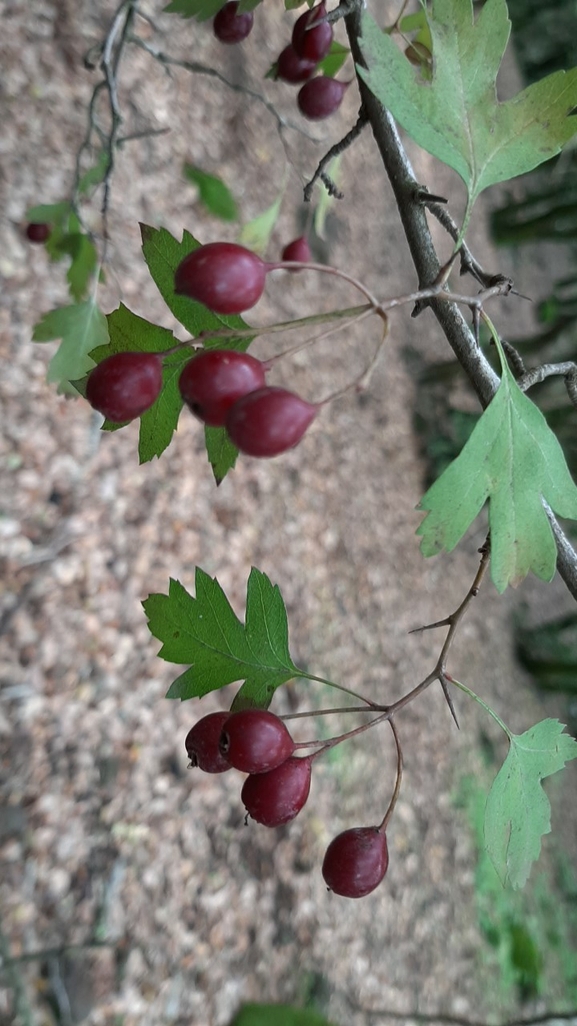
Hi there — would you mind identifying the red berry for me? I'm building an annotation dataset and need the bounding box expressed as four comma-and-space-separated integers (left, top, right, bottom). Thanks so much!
297, 77, 349, 120
213, 1, 253, 43
292, 2, 333, 63
276, 44, 317, 84
26, 222, 51, 243
322, 827, 389, 898
185, 712, 231, 773
242, 755, 312, 826
179, 349, 267, 427
174, 242, 266, 315
86, 351, 163, 423
219, 709, 295, 774
226, 387, 318, 458
281, 236, 312, 267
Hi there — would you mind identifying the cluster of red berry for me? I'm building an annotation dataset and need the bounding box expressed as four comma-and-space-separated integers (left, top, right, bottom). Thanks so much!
186, 708, 390, 899
85, 240, 321, 459
213, 1, 349, 121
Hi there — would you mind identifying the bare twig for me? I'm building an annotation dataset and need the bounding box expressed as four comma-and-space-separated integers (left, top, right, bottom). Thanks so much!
355, 1003, 577, 1026
303, 105, 369, 201
518, 360, 577, 399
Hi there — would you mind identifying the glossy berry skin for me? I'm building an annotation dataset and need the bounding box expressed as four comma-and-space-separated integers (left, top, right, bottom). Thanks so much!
281, 236, 312, 266
174, 243, 266, 315
298, 77, 349, 121
276, 44, 317, 84
26, 222, 51, 243
185, 712, 231, 773
213, 2, 253, 44
226, 387, 318, 458
219, 709, 295, 774
322, 827, 389, 898
86, 351, 163, 423
242, 755, 312, 826
179, 349, 267, 426
292, 2, 333, 63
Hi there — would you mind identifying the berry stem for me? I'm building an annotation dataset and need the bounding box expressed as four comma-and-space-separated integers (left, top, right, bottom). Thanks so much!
282, 705, 378, 721
444, 675, 513, 741
300, 671, 378, 707
265, 305, 376, 367
266, 259, 382, 309
378, 717, 403, 832
317, 313, 388, 405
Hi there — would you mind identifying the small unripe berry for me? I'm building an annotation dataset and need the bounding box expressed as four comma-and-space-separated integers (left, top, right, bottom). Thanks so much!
185, 712, 231, 773
86, 351, 163, 423
213, 2, 253, 44
174, 242, 266, 315
219, 709, 295, 774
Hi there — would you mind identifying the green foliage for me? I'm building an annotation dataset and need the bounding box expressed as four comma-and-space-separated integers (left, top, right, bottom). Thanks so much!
239, 186, 286, 257
163, 0, 260, 19
229, 1005, 334, 1026
317, 41, 350, 79
183, 163, 238, 221
144, 567, 303, 708
485, 719, 577, 888
417, 338, 577, 592
32, 300, 109, 393
358, 0, 577, 217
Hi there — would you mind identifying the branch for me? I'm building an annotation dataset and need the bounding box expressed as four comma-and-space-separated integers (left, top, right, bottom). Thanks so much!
344, 7, 577, 602
355, 1004, 577, 1026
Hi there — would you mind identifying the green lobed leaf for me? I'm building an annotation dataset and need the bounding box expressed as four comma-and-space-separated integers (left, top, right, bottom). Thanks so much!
26, 200, 71, 225
183, 163, 238, 221
163, 0, 226, 19
88, 304, 187, 462
32, 300, 109, 393
239, 187, 285, 257
143, 567, 302, 706
358, 0, 577, 208
229, 1004, 336, 1026
59, 233, 98, 301
484, 719, 577, 888
317, 41, 350, 79
416, 339, 577, 592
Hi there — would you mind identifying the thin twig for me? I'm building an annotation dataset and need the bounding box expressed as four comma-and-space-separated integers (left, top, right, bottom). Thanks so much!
518, 360, 577, 397
355, 1003, 577, 1026
304, 106, 369, 201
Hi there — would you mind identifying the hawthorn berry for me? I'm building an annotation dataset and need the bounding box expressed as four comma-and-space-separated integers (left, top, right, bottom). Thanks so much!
322, 827, 389, 898
297, 77, 349, 121
26, 222, 51, 243
213, 1, 253, 44
86, 351, 163, 423
242, 755, 312, 826
174, 242, 266, 315
179, 349, 267, 426
226, 386, 318, 458
292, 2, 333, 63
219, 709, 295, 774
185, 711, 231, 773
281, 236, 312, 266
276, 44, 317, 85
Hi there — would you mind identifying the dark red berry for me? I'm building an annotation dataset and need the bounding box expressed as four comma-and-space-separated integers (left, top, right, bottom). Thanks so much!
179, 349, 267, 427
276, 44, 317, 84
226, 387, 318, 458
281, 236, 312, 267
174, 242, 266, 315
242, 755, 312, 826
86, 351, 163, 423
292, 2, 333, 63
297, 77, 349, 120
219, 709, 295, 774
322, 827, 389, 898
26, 222, 51, 243
185, 712, 231, 773
213, 1, 253, 43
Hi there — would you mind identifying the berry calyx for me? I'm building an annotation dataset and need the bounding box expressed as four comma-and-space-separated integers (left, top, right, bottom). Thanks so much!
292, 2, 333, 63
276, 44, 317, 84
174, 242, 266, 315
213, 1, 253, 44
281, 236, 312, 266
179, 349, 267, 426
322, 827, 389, 898
219, 709, 295, 774
226, 387, 318, 458
185, 711, 231, 773
297, 77, 349, 121
241, 755, 313, 826
86, 351, 163, 423
26, 222, 51, 243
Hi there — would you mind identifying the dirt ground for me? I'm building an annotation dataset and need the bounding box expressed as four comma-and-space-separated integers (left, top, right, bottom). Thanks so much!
1, 2, 576, 1025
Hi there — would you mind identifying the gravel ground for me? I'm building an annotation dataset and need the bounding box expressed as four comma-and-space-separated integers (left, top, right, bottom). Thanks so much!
1, 3, 576, 1025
